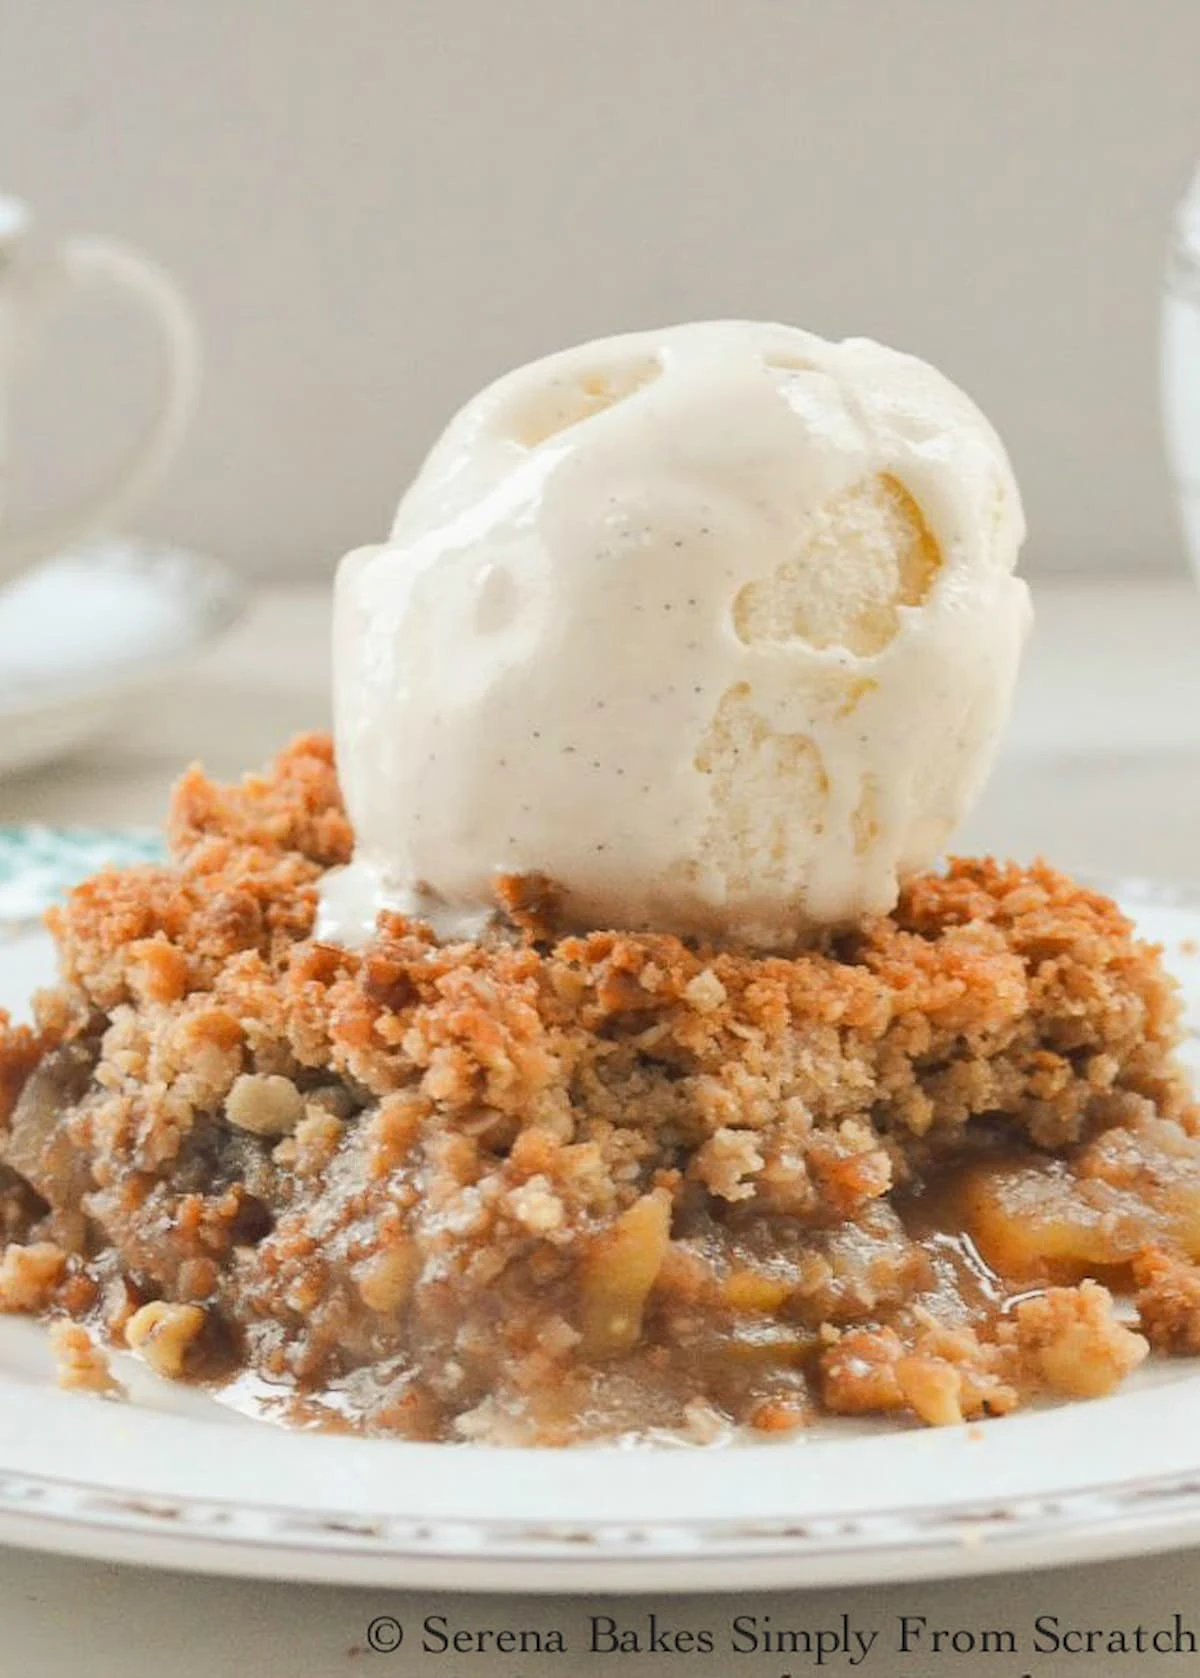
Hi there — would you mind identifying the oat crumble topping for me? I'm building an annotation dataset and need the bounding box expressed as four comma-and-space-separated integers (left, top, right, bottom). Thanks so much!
0, 735, 1197, 1442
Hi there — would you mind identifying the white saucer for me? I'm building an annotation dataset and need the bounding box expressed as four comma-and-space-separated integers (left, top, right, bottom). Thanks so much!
0, 539, 245, 778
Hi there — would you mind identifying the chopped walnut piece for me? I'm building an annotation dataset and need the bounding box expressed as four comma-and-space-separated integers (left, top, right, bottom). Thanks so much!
225, 1073, 305, 1136
49, 1321, 123, 1397
125, 1301, 207, 1378
0, 1242, 65, 1313
508, 1175, 566, 1234
354, 1242, 420, 1314
895, 1356, 965, 1427
1014, 1281, 1148, 1399
692, 1127, 764, 1202
684, 968, 727, 1012
819, 1327, 906, 1415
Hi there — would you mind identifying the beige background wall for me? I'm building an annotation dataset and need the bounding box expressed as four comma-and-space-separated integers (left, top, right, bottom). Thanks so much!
0, 0, 1197, 581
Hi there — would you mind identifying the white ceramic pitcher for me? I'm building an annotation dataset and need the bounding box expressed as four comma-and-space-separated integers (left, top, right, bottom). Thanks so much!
0, 194, 199, 584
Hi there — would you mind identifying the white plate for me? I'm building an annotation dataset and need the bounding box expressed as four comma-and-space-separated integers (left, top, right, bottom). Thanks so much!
0, 540, 244, 777
1, 866, 1200, 1592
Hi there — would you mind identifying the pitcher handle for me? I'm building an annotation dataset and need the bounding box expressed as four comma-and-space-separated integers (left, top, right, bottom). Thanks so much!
0, 234, 200, 577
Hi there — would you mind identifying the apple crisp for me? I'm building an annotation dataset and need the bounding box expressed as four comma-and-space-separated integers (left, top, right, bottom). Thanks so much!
1, 736, 1197, 1443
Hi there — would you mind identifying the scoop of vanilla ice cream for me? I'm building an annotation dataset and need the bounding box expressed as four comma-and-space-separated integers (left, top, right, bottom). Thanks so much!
324, 320, 1030, 949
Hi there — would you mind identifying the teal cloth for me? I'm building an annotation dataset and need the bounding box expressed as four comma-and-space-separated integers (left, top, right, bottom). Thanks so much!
0, 825, 166, 924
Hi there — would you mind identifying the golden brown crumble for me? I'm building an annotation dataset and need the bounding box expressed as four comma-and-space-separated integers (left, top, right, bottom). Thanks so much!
1010, 1281, 1149, 1398
1133, 1247, 1200, 1353
0, 734, 1197, 1442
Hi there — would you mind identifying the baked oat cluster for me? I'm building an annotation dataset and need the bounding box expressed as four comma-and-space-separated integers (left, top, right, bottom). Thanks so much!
1, 736, 1199, 1443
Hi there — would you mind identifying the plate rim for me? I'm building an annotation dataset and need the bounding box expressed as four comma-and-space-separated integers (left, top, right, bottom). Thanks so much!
3, 1448, 1200, 1590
